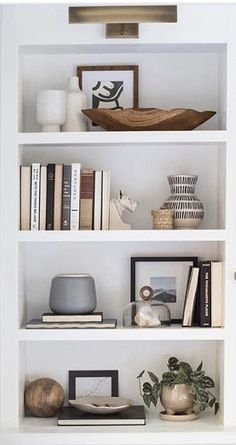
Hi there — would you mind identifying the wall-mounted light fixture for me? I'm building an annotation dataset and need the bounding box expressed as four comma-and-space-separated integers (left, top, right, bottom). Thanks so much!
69, 5, 177, 39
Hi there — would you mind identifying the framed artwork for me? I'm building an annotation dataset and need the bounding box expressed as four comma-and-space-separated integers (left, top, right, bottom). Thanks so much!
130, 256, 198, 323
77, 65, 138, 128
68, 370, 119, 399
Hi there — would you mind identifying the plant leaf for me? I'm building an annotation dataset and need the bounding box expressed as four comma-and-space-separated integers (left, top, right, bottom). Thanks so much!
202, 376, 215, 388
143, 392, 151, 408
147, 371, 159, 384
137, 370, 145, 379
214, 402, 219, 415
209, 397, 216, 408
196, 361, 203, 372
143, 382, 152, 393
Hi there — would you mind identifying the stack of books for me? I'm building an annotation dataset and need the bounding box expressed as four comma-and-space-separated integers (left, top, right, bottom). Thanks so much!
26, 312, 117, 329
20, 163, 111, 231
57, 405, 146, 426
182, 260, 224, 327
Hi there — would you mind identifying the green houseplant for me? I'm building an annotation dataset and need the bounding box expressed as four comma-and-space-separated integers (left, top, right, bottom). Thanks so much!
137, 356, 219, 415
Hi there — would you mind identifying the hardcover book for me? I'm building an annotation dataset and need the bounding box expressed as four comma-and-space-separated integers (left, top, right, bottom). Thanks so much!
102, 170, 111, 230
211, 261, 224, 327
46, 163, 55, 230
30, 163, 40, 230
197, 260, 211, 327
39, 166, 47, 230
70, 163, 81, 230
54, 164, 63, 230
182, 267, 199, 327
57, 405, 146, 426
94, 170, 102, 230
42, 312, 103, 323
20, 166, 31, 230
80, 169, 94, 230
62, 165, 71, 230
26, 319, 117, 329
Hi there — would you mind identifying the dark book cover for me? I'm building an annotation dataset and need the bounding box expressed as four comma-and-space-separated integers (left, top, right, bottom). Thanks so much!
58, 405, 146, 426
46, 164, 55, 230
195, 261, 211, 327
61, 165, 71, 230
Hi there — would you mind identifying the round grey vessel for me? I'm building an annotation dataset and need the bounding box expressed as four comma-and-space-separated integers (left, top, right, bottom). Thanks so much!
49, 274, 97, 315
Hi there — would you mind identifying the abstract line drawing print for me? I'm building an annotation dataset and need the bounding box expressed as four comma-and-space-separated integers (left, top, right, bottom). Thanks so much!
92, 81, 124, 110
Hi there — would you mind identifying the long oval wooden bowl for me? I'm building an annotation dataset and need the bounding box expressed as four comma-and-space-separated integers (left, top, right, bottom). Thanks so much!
82, 108, 216, 131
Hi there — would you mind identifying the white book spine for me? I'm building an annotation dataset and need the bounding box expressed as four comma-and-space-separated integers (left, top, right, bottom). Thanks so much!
94, 171, 102, 230
102, 171, 111, 230
70, 163, 81, 230
39, 166, 47, 230
30, 163, 40, 231
211, 262, 224, 327
20, 166, 31, 230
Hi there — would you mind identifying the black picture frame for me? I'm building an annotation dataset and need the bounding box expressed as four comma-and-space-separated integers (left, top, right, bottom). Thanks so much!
130, 256, 198, 323
69, 370, 119, 400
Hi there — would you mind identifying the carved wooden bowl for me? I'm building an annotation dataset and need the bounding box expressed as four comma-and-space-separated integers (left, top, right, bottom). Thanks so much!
82, 108, 216, 131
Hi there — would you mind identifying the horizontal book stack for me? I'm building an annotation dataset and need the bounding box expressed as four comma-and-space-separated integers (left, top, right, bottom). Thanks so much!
20, 164, 111, 231
58, 405, 146, 426
182, 260, 224, 327
26, 312, 117, 329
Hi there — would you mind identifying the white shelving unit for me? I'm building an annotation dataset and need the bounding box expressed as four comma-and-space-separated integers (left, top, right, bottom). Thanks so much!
1, 2, 236, 445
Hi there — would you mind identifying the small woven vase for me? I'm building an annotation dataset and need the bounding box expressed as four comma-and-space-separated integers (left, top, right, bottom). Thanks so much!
151, 209, 174, 230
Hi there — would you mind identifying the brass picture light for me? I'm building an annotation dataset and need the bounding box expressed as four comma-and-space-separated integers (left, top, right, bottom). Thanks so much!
69, 5, 177, 38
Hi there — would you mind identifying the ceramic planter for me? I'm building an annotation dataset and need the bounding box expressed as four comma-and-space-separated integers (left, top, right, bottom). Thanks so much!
36, 90, 67, 132
160, 384, 194, 415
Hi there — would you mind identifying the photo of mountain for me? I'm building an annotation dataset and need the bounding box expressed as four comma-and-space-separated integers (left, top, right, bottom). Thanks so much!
150, 276, 176, 303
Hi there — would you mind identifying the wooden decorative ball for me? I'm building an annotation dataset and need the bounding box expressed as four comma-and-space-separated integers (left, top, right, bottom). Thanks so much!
25, 378, 65, 417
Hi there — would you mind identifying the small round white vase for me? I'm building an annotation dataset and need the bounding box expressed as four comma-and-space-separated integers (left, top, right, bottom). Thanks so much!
36, 90, 67, 132
62, 76, 88, 132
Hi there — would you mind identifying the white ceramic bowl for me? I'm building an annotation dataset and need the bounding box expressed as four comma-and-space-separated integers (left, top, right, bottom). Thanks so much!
69, 396, 133, 415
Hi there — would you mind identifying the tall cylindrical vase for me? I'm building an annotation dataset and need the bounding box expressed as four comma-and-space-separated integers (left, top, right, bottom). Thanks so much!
162, 174, 204, 229
62, 76, 88, 132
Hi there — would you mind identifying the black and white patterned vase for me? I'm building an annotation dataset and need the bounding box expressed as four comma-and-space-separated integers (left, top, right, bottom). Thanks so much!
162, 175, 204, 229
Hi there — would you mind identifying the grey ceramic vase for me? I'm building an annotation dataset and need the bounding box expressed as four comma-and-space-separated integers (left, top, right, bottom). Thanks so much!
49, 274, 97, 314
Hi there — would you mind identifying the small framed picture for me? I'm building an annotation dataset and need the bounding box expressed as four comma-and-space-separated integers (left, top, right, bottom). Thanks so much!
77, 65, 138, 128
131, 256, 198, 323
69, 370, 119, 399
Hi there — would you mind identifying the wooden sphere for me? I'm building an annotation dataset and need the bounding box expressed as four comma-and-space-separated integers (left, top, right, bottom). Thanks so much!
25, 378, 65, 417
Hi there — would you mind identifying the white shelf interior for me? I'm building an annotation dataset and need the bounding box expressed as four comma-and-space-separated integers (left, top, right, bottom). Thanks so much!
19, 241, 225, 326
19, 43, 227, 133
19, 143, 226, 230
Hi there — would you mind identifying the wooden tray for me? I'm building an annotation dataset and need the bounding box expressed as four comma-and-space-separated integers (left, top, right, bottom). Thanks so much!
82, 108, 216, 131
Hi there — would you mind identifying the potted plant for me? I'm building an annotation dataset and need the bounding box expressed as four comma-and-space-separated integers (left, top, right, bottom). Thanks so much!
137, 356, 219, 416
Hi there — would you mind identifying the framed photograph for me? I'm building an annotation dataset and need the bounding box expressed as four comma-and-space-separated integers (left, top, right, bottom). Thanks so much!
130, 256, 198, 323
69, 370, 119, 399
77, 65, 138, 128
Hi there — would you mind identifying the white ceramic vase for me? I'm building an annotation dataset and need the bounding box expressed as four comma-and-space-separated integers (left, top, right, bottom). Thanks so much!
36, 90, 67, 132
62, 76, 88, 132
162, 174, 204, 229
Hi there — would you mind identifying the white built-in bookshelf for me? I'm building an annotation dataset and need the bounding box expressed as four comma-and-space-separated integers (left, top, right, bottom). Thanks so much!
1, 2, 236, 444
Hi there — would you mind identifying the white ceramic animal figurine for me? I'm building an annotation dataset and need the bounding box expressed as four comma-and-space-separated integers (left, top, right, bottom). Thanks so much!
109, 191, 138, 230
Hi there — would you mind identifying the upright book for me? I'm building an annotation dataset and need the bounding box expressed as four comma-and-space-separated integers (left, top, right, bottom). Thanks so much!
54, 164, 63, 230
70, 163, 81, 230
196, 260, 211, 327
30, 163, 40, 230
57, 405, 146, 426
61, 165, 71, 230
93, 170, 102, 230
80, 169, 94, 230
46, 163, 55, 230
182, 267, 199, 326
211, 261, 224, 327
20, 166, 31, 230
39, 166, 47, 230
102, 170, 111, 230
